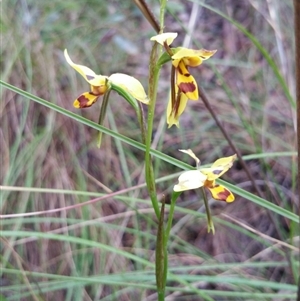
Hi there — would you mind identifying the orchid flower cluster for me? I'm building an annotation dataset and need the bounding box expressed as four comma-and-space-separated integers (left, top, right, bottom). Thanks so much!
174, 149, 236, 203
64, 32, 236, 233
150, 32, 216, 127
64, 49, 149, 108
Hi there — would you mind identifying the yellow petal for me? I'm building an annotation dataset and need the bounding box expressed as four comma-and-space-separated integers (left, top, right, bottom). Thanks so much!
176, 61, 199, 100
172, 48, 217, 64
73, 92, 99, 108
174, 170, 207, 192
179, 149, 200, 167
150, 32, 178, 46
64, 49, 108, 86
211, 154, 237, 170
193, 48, 217, 60
206, 184, 235, 203
109, 73, 149, 104
167, 88, 189, 128
183, 56, 203, 67
201, 154, 237, 181
64, 49, 95, 81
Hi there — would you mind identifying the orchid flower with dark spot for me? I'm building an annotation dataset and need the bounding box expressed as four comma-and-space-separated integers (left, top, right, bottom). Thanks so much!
150, 33, 216, 127
64, 49, 149, 108
174, 149, 236, 203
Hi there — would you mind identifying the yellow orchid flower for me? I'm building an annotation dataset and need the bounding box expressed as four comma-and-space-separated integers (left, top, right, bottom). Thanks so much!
170, 48, 216, 127
64, 49, 149, 108
150, 33, 217, 127
174, 149, 236, 203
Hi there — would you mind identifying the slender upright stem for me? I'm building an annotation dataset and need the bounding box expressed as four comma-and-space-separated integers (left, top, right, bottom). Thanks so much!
133, 0, 160, 33
97, 89, 111, 148
139, 1, 169, 299
137, 101, 147, 144
201, 187, 215, 234
156, 197, 166, 301
159, 0, 167, 32
145, 43, 161, 219
165, 192, 181, 240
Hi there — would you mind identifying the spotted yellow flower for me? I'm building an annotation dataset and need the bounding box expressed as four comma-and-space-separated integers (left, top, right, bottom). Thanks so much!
150, 33, 216, 127
174, 149, 236, 203
64, 49, 149, 108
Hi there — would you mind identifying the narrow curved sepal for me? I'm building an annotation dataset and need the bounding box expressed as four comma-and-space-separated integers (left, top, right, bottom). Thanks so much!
64, 49, 107, 87
201, 154, 237, 181
179, 149, 200, 166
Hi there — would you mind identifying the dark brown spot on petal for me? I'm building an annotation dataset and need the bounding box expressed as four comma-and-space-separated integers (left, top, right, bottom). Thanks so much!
217, 189, 231, 201
77, 93, 98, 108
177, 65, 189, 76
213, 169, 223, 175
178, 82, 196, 94
77, 95, 90, 108
177, 65, 183, 75
86, 75, 95, 80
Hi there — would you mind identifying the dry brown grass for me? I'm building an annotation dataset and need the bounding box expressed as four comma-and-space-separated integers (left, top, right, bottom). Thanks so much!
1, 1, 298, 300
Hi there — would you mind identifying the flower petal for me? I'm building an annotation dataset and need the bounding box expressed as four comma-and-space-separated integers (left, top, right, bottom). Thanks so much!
176, 61, 198, 100
172, 48, 217, 65
206, 184, 235, 202
167, 87, 189, 127
179, 149, 200, 166
65, 49, 96, 81
109, 73, 149, 104
201, 154, 237, 180
150, 32, 178, 46
73, 92, 99, 108
174, 170, 207, 192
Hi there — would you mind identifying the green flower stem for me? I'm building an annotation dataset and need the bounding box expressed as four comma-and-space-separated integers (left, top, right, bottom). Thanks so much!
165, 192, 181, 240
97, 89, 111, 148
162, 191, 182, 296
153, 2, 169, 300
201, 188, 215, 234
145, 43, 161, 219
159, 0, 167, 32
156, 198, 166, 300
137, 101, 147, 144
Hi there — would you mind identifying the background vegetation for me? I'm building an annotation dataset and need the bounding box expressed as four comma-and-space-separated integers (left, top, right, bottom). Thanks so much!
1, 0, 298, 300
